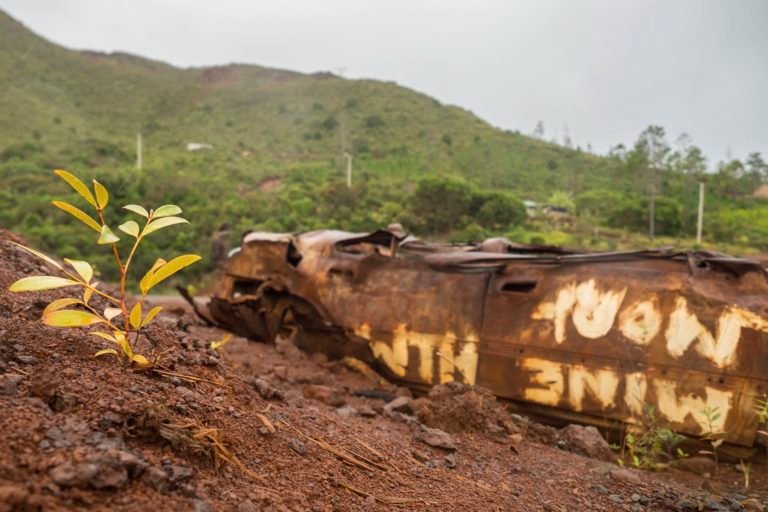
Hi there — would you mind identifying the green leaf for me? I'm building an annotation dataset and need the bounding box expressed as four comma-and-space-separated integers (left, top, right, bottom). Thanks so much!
119, 220, 140, 238
97, 225, 120, 245
152, 204, 182, 218
104, 307, 122, 320
94, 348, 119, 358
140, 306, 163, 327
9, 276, 80, 292
146, 254, 202, 291
10, 242, 63, 270
43, 309, 104, 327
142, 216, 188, 237
139, 258, 166, 294
52, 201, 102, 232
54, 169, 97, 208
130, 303, 142, 329
123, 204, 149, 218
43, 298, 84, 315
64, 258, 93, 283
93, 180, 109, 209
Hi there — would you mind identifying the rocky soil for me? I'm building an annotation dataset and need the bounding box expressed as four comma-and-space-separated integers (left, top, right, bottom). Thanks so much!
1, 228, 768, 511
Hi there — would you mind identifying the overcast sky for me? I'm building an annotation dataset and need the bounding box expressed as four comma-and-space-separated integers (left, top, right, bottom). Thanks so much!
2, 0, 766, 163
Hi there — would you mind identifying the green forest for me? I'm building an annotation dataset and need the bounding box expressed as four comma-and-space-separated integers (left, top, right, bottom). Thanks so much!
2, 9, 768, 287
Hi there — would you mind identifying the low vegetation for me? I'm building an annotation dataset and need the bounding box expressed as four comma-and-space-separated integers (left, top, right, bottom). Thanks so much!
620, 404, 686, 470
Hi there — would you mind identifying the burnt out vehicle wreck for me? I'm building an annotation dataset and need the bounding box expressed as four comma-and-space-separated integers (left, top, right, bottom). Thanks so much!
200, 228, 768, 452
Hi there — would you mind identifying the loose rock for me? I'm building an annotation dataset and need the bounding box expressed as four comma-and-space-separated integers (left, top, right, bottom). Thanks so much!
610, 468, 643, 485
302, 384, 345, 406
251, 378, 285, 400
290, 438, 308, 456
559, 425, 614, 461
383, 396, 413, 416
0, 374, 22, 395
416, 426, 457, 451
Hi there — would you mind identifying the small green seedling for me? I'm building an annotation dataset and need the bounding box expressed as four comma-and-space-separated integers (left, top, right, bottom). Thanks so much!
8, 169, 201, 367
621, 404, 686, 469
699, 405, 726, 474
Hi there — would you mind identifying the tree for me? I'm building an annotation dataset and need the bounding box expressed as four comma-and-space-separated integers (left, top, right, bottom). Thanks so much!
533, 121, 544, 140
668, 133, 707, 176
746, 152, 768, 183
632, 126, 671, 239
410, 176, 473, 235
562, 124, 573, 148
472, 191, 526, 230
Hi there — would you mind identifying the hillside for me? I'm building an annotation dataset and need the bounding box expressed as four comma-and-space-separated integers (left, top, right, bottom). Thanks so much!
2, 8, 767, 284
0, 8, 613, 184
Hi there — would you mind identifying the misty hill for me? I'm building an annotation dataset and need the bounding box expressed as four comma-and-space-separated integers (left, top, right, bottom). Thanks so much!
0, 9, 614, 191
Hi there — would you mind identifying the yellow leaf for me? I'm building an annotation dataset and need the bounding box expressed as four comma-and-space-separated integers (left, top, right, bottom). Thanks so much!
10, 242, 63, 270
43, 309, 104, 327
89, 331, 117, 342
97, 225, 120, 245
139, 258, 167, 294
146, 254, 202, 291
52, 201, 102, 232
152, 205, 182, 218
94, 348, 119, 358
43, 298, 83, 315
130, 303, 142, 329
54, 169, 97, 208
104, 307, 122, 320
123, 204, 149, 217
64, 258, 93, 283
93, 180, 109, 209
142, 216, 188, 237
9, 276, 80, 292
119, 220, 140, 238
140, 306, 163, 327
113, 330, 132, 358
131, 354, 151, 366
83, 286, 94, 305
210, 334, 232, 351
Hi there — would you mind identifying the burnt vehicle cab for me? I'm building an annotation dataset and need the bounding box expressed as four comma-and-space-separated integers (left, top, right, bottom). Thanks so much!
207, 228, 768, 450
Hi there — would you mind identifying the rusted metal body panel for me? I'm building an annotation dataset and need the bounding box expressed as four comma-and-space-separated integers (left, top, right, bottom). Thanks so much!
208, 229, 768, 448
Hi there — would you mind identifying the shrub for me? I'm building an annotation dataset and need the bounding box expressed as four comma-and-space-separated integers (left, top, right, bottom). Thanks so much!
473, 191, 526, 230
410, 176, 473, 235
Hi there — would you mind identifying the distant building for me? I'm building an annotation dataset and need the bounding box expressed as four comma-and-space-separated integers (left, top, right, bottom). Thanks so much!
753, 184, 768, 199
187, 142, 214, 151
522, 200, 538, 216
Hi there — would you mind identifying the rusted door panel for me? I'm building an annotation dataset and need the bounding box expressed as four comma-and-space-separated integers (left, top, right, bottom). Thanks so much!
479, 262, 768, 445
305, 254, 488, 386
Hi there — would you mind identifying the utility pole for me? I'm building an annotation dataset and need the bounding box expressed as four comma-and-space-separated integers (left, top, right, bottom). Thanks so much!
649, 182, 655, 241
136, 132, 143, 171
344, 152, 352, 188
696, 182, 705, 245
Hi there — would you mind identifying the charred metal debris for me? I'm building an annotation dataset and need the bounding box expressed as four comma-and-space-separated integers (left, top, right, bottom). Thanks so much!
190, 228, 768, 451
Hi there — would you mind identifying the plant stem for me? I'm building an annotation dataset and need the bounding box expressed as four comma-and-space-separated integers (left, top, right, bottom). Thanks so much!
96, 209, 129, 331
121, 218, 151, 348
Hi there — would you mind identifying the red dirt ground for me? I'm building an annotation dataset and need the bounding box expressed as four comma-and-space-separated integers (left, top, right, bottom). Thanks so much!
1, 229, 767, 511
